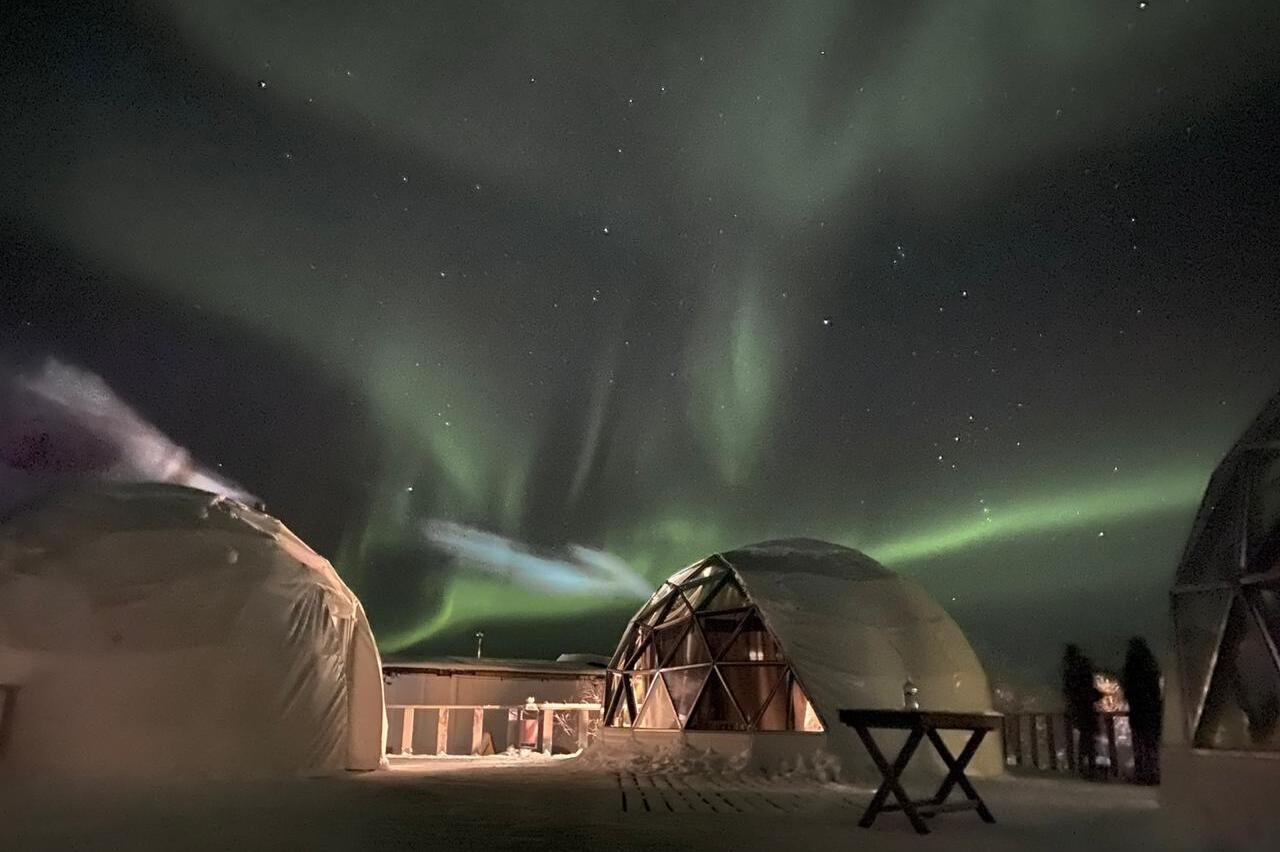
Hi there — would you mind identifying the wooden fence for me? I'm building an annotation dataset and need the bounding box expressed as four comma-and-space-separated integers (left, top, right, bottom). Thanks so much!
386, 702, 602, 757
1002, 711, 1136, 780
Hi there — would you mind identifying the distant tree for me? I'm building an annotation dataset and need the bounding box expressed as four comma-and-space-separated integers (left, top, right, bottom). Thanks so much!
1121, 636, 1162, 784
1062, 644, 1103, 779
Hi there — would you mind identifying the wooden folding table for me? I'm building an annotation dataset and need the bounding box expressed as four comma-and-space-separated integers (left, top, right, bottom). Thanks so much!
838, 708, 1001, 835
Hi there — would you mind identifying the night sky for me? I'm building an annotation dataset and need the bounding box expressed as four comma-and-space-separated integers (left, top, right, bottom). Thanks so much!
3, 1, 1279, 690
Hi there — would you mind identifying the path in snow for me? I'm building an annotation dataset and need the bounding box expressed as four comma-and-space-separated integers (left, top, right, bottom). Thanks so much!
1, 757, 1216, 851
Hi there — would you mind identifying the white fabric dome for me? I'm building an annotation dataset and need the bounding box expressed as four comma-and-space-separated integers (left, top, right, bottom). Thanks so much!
723, 539, 995, 733
0, 484, 385, 777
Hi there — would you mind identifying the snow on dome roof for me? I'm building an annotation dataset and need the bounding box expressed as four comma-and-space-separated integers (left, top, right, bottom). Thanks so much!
0, 482, 353, 615
2, 481, 261, 539
715, 537, 893, 583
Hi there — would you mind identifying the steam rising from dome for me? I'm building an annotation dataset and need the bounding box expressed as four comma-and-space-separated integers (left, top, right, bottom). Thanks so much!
0, 358, 256, 517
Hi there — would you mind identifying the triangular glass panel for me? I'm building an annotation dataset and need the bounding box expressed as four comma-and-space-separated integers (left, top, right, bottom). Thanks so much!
612, 675, 634, 727
1247, 455, 1280, 571
755, 670, 791, 731
688, 669, 747, 731
603, 674, 624, 725
638, 586, 678, 626
699, 611, 747, 660
662, 666, 711, 727
720, 609, 784, 662
1237, 589, 1280, 741
1251, 583, 1280, 636
652, 621, 688, 666
634, 673, 679, 730
681, 573, 729, 610
789, 678, 825, 732
627, 671, 656, 711
700, 575, 750, 612
624, 633, 658, 671
667, 561, 707, 587
610, 624, 645, 670
1180, 480, 1248, 585
720, 664, 787, 728
657, 620, 713, 667
1170, 588, 1235, 735
1196, 595, 1280, 749
681, 562, 724, 586
653, 591, 694, 627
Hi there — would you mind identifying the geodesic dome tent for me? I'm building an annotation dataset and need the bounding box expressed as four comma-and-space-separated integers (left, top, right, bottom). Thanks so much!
0, 483, 386, 777
599, 539, 1001, 779
1160, 393, 1280, 850
1170, 391, 1280, 753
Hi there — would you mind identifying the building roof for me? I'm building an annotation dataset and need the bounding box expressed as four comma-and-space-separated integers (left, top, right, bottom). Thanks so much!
381, 655, 605, 678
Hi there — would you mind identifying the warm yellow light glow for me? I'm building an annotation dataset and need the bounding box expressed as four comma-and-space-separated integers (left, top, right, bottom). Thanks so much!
802, 699, 824, 733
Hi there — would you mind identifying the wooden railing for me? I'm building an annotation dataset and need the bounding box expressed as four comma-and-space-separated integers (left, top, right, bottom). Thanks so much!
386, 702, 602, 757
1001, 711, 1135, 780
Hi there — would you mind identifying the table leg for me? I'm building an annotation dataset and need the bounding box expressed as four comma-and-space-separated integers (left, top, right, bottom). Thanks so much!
854, 724, 929, 834
925, 728, 995, 823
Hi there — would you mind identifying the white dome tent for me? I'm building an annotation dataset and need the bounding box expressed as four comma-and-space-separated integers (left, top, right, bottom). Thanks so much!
597, 538, 1001, 781
0, 483, 386, 777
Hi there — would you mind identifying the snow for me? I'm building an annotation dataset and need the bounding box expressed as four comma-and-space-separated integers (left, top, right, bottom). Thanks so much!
0, 758, 1223, 851
579, 735, 844, 783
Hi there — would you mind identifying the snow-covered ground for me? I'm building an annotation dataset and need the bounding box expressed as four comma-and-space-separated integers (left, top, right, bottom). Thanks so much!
0, 757, 1218, 851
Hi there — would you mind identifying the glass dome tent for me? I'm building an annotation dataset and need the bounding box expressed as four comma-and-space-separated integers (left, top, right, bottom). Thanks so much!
1171, 392, 1280, 752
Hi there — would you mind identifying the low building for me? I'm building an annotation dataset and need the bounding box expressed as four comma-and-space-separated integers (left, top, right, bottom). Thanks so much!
382, 655, 605, 755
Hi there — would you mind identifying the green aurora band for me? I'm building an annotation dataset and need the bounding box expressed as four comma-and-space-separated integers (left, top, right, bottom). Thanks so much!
25, 1, 1266, 659
377, 465, 1208, 652
863, 467, 1206, 565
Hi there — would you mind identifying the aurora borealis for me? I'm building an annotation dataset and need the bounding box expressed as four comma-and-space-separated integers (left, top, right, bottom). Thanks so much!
4, 1, 1280, 687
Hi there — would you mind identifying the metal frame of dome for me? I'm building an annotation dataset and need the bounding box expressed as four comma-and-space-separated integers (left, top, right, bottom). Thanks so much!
1171, 393, 1280, 752
603, 554, 824, 733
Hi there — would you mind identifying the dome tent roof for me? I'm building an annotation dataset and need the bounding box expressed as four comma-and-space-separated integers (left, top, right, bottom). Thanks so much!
714, 538, 990, 725
721, 537, 893, 580
0, 483, 385, 777
0, 483, 359, 652
1176, 390, 1280, 587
